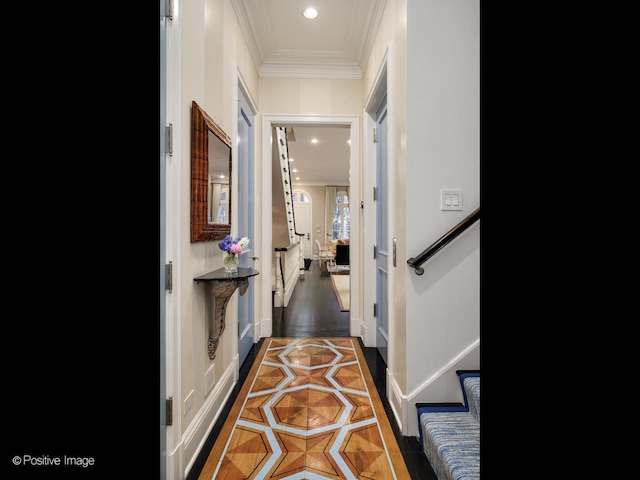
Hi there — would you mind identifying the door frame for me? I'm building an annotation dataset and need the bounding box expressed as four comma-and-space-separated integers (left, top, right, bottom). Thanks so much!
237, 81, 257, 368
159, 3, 167, 478
374, 96, 389, 363
161, 1, 182, 477
363, 52, 388, 348
259, 115, 360, 338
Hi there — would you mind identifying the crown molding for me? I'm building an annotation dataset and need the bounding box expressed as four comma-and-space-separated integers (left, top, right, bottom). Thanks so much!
260, 64, 362, 79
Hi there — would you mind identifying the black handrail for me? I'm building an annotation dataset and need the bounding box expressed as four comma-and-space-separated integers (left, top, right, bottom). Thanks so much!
407, 207, 480, 275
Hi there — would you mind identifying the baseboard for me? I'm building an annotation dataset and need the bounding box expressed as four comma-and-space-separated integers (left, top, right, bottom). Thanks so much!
387, 369, 405, 433
182, 360, 238, 478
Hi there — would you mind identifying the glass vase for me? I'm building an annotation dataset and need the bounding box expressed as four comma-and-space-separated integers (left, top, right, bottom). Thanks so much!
223, 253, 239, 274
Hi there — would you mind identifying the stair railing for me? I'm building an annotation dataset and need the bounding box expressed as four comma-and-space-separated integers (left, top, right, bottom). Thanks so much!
407, 207, 480, 275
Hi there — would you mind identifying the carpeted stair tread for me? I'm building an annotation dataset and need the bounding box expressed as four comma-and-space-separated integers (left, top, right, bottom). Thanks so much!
462, 376, 480, 421
417, 372, 480, 480
420, 412, 480, 480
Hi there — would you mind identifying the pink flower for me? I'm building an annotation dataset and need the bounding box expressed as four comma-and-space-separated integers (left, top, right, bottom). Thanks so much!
230, 244, 242, 254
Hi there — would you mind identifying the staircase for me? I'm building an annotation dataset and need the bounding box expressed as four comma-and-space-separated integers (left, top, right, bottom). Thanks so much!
273, 126, 297, 246
271, 126, 303, 307
417, 371, 480, 480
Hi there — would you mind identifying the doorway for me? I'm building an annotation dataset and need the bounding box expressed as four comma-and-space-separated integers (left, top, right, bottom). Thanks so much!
292, 189, 312, 267
261, 115, 360, 338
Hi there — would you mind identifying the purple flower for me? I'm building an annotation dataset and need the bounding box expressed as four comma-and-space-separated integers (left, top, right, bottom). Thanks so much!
219, 235, 250, 254
218, 235, 234, 252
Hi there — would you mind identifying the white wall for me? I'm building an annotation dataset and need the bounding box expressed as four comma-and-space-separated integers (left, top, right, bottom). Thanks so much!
167, 0, 260, 478
404, 0, 480, 396
361, 0, 480, 437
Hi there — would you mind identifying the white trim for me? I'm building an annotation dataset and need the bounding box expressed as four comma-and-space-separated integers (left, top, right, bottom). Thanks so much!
182, 360, 239, 478
260, 64, 363, 79
387, 370, 405, 432
164, 2, 183, 478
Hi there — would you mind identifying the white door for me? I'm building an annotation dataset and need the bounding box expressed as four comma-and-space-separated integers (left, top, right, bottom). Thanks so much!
375, 96, 389, 364
293, 190, 312, 264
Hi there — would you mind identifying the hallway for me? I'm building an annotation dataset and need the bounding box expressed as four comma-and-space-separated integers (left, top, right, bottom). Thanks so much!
272, 264, 350, 338
187, 265, 437, 480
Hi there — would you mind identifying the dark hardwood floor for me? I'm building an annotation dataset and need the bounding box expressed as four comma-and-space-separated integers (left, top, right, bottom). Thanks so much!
186, 263, 437, 480
272, 263, 351, 338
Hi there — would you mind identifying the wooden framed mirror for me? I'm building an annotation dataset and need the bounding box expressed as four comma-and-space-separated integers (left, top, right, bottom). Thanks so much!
191, 100, 232, 242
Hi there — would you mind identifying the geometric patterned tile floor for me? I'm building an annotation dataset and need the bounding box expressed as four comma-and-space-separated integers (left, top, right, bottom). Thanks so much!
197, 338, 412, 480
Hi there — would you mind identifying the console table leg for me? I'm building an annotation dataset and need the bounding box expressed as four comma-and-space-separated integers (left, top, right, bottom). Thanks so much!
206, 278, 250, 360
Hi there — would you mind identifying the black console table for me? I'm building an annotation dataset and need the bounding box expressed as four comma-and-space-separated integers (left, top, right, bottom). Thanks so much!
194, 267, 259, 359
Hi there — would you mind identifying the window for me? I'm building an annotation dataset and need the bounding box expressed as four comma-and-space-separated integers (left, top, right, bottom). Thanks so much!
331, 190, 349, 240
292, 191, 310, 203
209, 183, 229, 224
215, 189, 228, 223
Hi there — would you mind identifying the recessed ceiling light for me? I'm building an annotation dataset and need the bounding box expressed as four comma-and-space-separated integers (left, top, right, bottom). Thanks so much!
303, 8, 318, 19
311, 138, 318, 144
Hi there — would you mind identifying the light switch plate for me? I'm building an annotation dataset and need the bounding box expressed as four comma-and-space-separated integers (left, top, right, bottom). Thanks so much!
441, 189, 463, 211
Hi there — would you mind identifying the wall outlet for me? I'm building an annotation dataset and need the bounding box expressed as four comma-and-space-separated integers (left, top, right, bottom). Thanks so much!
183, 389, 194, 415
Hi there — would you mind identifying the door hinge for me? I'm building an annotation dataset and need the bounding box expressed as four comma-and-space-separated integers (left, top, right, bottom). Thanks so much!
373, 303, 377, 317
373, 245, 377, 259
373, 186, 377, 201
164, 0, 173, 20
165, 261, 173, 293
166, 124, 173, 156
166, 396, 173, 426
393, 237, 397, 267
373, 127, 377, 143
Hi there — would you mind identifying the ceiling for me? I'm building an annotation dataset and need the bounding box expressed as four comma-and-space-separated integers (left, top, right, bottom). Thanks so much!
232, 0, 385, 186
283, 124, 352, 186
232, 0, 386, 79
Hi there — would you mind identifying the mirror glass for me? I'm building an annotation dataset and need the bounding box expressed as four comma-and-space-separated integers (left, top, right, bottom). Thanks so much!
208, 132, 230, 224
191, 100, 232, 242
